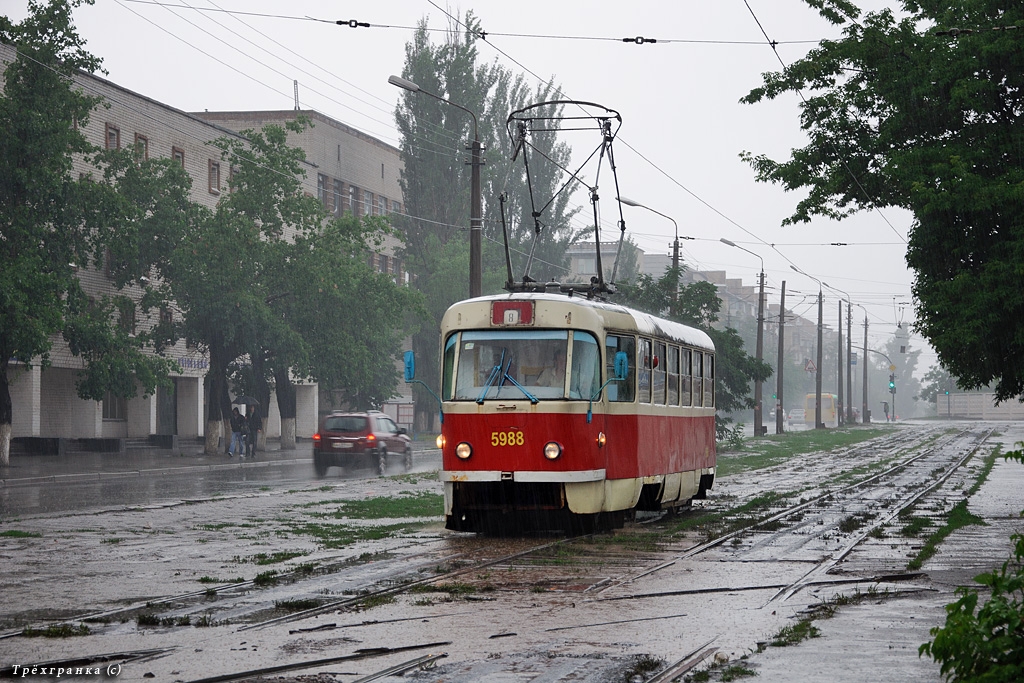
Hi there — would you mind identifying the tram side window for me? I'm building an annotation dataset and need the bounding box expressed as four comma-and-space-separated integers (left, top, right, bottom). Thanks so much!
638, 338, 653, 404
704, 354, 715, 407
667, 345, 679, 406
681, 348, 692, 406
653, 341, 667, 405
442, 333, 457, 400
569, 331, 601, 399
605, 334, 636, 402
693, 352, 704, 407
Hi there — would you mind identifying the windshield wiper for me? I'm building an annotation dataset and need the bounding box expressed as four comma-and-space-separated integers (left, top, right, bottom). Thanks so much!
476, 349, 506, 404
496, 357, 538, 404
476, 351, 538, 404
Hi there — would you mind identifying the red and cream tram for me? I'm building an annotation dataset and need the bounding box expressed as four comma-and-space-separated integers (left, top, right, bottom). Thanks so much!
424, 292, 716, 533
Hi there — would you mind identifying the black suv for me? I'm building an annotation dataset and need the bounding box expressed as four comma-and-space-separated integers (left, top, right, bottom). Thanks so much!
313, 411, 412, 477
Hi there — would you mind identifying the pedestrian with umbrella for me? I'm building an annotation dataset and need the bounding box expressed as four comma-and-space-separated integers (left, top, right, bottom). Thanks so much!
228, 407, 245, 457
247, 404, 262, 458
232, 397, 261, 459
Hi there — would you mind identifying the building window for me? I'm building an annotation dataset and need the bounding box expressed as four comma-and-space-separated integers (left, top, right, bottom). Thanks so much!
118, 298, 136, 335
379, 254, 389, 274
333, 179, 343, 215
317, 173, 327, 205
105, 123, 120, 150
134, 133, 148, 160
378, 195, 387, 215
208, 160, 220, 195
172, 146, 184, 167
391, 200, 401, 214
103, 390, 127, 421
367, 252, 376, 270
349, 186, 360, 216
364, 191, 375, 215
160, 306, 173, 325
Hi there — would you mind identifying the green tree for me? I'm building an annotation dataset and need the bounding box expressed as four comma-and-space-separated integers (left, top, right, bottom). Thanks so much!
740, 0, 1024, 402
284, 214, 422, 412
920, 364, 956, 404
394, 12, 576, 428
0, 0, 182, 465
616, 267, 773, 438
160, 119, 419, 452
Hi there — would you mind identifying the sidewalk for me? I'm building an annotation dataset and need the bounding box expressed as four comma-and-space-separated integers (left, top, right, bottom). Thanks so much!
0, 439, 313, 488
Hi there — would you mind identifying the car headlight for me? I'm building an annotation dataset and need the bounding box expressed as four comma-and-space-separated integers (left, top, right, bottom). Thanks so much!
543, 441, 562, 460
455, 442, 472, 460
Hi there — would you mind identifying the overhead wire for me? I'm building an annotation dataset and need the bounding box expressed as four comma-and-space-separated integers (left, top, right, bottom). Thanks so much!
94, 1, 912, 334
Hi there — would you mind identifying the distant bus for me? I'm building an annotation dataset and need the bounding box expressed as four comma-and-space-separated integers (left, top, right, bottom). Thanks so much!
803, 393, 838, 428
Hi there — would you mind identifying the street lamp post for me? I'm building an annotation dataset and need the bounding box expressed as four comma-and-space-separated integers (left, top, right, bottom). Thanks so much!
721, 239, 765, 438
825, 283, 857, 425
823, 283, 847, 425
791, 266, 824, 429
618, 196, 680, 273
389, 75, 482, 298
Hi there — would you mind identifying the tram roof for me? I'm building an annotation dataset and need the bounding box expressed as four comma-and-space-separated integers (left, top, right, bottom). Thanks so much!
453, 292, 715, 352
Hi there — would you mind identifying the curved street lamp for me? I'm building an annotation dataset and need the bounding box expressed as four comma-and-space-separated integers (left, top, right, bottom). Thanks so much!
617, 196, 680, 273
721, 239, 766, 438
791, 265, 824, 429
389, 75, 482, 298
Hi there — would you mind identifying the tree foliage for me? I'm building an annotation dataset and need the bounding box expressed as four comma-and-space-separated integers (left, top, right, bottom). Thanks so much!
157, 119, 420, 450
0, 0, 181, 463
740, 0, 1024, 402
393, 12, 577, 427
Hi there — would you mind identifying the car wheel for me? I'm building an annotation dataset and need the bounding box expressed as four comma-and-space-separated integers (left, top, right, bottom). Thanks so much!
313, 454, 328, 478
404, 447, 413, 471
377, 448, 387, 476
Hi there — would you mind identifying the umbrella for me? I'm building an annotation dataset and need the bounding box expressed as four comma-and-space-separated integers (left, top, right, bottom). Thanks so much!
232, 395, 260, 406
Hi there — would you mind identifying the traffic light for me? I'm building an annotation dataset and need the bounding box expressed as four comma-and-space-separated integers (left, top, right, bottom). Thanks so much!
889, 374, 896, 395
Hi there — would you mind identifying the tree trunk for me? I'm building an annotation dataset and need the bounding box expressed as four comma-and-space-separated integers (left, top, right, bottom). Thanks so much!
220, 380, 233, 455
1, 361, 13, 467
204, 344, 228, 455
251, 349, 271, 452
274, 365, 297, 450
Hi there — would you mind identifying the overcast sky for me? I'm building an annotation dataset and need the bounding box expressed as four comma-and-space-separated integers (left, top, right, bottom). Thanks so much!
9, 0, 934, 372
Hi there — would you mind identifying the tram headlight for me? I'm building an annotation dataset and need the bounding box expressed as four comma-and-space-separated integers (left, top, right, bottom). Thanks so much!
436, 434, 446, 450
543, 441, 562, 460
455, 442, 472, 460
596, 432, 606, 448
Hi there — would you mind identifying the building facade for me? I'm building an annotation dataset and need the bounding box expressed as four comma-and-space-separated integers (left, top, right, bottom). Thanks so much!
194, 110, 414, 429
4, 46, 411, 449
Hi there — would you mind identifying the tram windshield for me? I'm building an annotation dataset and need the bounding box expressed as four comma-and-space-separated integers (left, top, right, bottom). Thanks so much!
444, 330, 602, 401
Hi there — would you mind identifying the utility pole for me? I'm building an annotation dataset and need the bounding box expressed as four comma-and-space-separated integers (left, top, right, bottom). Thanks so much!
837, 300, 844, 427
862, 315, 869, 423
847, 303, 853, 423
776, 281, 786, 434
469, 137, 482, 298
721, 238, 765, 436
388, 75, 482, 298
816, 288, 823, 429
755, 270, 765, 436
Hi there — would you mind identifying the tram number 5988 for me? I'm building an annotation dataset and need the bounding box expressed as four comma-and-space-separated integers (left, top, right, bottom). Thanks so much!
491, 430, 525, 447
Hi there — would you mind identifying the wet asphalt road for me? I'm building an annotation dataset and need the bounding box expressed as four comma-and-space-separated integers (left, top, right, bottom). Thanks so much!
0, 443, 443, 518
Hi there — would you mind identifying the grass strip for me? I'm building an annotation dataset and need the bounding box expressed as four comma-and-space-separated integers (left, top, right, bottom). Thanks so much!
906, 446, 998, 570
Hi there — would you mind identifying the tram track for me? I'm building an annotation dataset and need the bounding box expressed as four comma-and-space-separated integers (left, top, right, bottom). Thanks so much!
1, 422, 1005, 683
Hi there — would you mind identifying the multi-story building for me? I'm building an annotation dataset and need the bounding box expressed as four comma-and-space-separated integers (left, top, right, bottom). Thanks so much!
4, 45, 410, 451
194, 110, 414, 427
